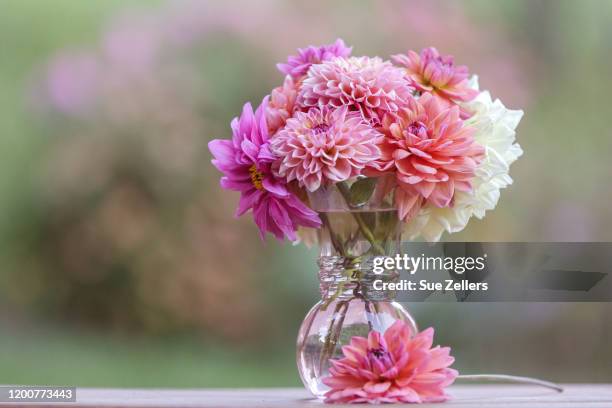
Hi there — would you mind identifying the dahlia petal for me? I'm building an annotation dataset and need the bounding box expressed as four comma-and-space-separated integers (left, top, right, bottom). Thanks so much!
342, 345, 366, 364
284, 196, 321, 226
331, 360, 362, 377
234, 188, 262, 217
221, 177, 252, 192
262, 177, 289, 197
395, 187, 423, 221
412, 181, 436, 199
257, 143, 276, 162
411, 327, 435, 351
412, 162, 437, 175
388, 386, 421, 403
208, 139, 235, 163
252, 200, 270, 240
420, 393, 450, 403
428, 179, 454, 207
380, 365, 399, 379
363, 381, 391, 394
267, 198, 296, 241
384, 320, 413, 350
328, 158, 352, 181
395, 372, 417, 388
322, 375, 365, 389
407, 147, 432, 159
237, 102, 255, 140
372, 358, 389, 376
344, 337, 366, 353
454, 180, 473, 193
393, 149, 411, 160
303, 173, 321, 192
382, 321, 402, 344
357, 368, 379, 381
240, 139, 259, 163
420, 347, 455, 372
395, 157, 416, 177
412, 372, 451, 385
367, 331, 385, 350
324, 387, 368, 403
398, 174, 424, 184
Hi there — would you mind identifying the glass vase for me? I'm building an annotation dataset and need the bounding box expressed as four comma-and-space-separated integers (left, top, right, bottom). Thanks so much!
296, 176, 417, 398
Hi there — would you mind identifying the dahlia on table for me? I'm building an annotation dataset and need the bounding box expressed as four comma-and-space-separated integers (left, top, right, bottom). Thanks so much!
209, 39, 523, 242
322, 321, 457, 404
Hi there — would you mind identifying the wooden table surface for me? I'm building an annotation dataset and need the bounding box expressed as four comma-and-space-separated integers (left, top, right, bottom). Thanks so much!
2, 385, 611, 407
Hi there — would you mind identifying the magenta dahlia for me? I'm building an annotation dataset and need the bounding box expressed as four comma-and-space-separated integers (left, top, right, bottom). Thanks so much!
298, 56, 413, 124
270, 106, 381, 192
277, 38, 352, 80
371, 93, 485, 221
392, 47, 478, 104
208, 97, 321, 241
323, 321, 458, 404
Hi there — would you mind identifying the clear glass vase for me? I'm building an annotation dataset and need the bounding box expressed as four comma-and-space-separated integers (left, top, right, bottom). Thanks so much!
296, 176, 417, 398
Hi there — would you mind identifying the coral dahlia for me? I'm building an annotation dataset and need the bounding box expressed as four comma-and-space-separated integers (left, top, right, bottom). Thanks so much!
371, 93, 485, 221
323, 321, 458, 404
393, 47, 478, 104
208, 97, 321, 241
270, 106, 381, 192
298, 56, 414, 124
403, 78, 523, 242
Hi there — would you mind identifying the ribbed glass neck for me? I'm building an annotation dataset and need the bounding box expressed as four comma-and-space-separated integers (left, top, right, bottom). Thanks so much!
318, 256, 399, 301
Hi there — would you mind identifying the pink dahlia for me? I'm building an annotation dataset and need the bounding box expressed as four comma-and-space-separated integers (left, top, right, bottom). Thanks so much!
277, 38, 352, 80
209, 97, 321, 241
392, 47, 478, 103
299, 57, 413, 124
266, 75, 298, 135
323, 321, 458, 404
270, 106, 381, 192
371, 93, 484, 221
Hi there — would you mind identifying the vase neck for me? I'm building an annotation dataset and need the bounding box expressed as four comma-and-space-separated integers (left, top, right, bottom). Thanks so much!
318, 256, 399, 301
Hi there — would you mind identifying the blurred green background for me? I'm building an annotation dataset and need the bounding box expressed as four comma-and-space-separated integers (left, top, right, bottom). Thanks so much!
1, 0, 611, 387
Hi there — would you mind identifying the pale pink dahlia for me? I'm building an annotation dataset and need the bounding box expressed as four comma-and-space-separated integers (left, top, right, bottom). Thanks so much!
298, 57, 414, 124
323, 321, 458, 404
270, 106, 381, 192
392, 47, 478, 103
371, 93, 484, 221
265, 75, 298, 135
277, 38, 352, 80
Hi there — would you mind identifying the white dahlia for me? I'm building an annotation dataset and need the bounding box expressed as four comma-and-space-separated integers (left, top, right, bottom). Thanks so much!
403, 77, 523, 241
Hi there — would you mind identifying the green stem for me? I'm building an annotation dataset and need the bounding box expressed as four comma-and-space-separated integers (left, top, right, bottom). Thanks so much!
457, 374, 563, 393
319, 299, 349, 373
319, 212, 354, 312
336, 181, 386, 256
319, 212, 348, 258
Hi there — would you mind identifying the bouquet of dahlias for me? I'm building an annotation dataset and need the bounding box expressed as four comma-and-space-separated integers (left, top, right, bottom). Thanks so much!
209, 40, 538, 404
209, 39, 522, 243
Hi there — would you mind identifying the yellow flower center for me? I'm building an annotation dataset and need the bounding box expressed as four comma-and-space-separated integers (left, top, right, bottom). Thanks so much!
249, 165, 264, 190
